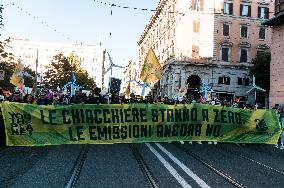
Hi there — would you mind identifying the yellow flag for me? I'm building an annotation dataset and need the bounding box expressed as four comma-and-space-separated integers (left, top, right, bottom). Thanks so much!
10, 60, 24, 88
125, 82, 131, 97
140, 48, 162, 83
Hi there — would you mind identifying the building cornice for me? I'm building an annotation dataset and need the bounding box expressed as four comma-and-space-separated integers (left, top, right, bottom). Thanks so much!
162, 60, 253, 70
137, 0, 168, 45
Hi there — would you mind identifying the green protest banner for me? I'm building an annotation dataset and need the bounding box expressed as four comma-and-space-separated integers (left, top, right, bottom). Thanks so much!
0, 102, 281, 146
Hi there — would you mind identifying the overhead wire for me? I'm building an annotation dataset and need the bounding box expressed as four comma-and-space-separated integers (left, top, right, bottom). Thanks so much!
9, 1, 73, 43
93, 0, 185, 15
0, 4, 4, 29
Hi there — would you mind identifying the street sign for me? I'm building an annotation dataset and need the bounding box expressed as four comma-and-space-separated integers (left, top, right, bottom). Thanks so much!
0, 70, 4, 80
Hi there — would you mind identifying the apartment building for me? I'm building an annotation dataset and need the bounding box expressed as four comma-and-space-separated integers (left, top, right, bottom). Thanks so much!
264, 0, 284, 107
5, 38, 106, 88
138, 0, 273, 104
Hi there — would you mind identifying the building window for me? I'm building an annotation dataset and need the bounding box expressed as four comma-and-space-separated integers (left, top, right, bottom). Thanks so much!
240, 4, 251, 17
192, 45, 199, 57
244, 78, 249, 86
192, 0, 203, 11
223, 24, 230, 36
240, 25, 248, 38
258, 7, 269, 19
218, 76, 231, 85
238, 78, 243, 85
259, 27, 266, 40
193, 21, 200, 33
237, 78, 249, 86
223, 2, 233, 15
240, 48, 248, 63
275, 0, 284, 15
221, 47, 229, 62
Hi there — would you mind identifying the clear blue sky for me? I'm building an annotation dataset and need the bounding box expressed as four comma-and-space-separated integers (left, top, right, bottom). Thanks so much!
1, 0, 159, 66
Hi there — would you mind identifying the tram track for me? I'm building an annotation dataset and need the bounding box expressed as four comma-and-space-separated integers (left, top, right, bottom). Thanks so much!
174, 144, 247, 188
65, 145, 89, 188
216, 145, 284, 176
129, 144, 159, 188
0, 146, 7, 153
0, 146, 50, 187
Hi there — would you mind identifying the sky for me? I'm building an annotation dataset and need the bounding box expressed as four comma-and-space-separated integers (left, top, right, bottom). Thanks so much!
0, 0, 159, 67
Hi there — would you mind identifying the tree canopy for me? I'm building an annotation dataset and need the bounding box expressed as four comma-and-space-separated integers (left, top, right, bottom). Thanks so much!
0, 39, 35, 89
250, 51, 271, 93
42, 53, 96, 90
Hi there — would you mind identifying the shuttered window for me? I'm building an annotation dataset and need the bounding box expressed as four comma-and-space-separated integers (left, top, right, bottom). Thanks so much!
240, 4, 251, 17
221, 47, 229, 62
223, 24, 230, 36
223, 2, 233, 15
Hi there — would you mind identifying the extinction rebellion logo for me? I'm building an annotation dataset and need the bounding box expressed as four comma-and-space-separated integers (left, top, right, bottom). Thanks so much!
244, 119, 270, 135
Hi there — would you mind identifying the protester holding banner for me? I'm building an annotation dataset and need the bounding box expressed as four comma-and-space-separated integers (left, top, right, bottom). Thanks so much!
11, 90, 23, 103
36, 90, 52, 105
24, 94, 35, 104
70, 89, 86, 104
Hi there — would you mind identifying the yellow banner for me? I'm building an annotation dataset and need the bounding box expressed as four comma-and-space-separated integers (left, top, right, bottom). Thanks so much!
0, 102, 281, 146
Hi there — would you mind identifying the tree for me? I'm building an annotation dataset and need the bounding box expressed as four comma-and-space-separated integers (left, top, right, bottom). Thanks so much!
42, 53, 96, 90
1, 39, 36, 89
250, 51, 271, 93
0, 39, 15, 88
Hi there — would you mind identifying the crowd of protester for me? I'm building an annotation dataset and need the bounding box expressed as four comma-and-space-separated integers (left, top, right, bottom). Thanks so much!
0, 85, 260, 108
0, 85, 283, 148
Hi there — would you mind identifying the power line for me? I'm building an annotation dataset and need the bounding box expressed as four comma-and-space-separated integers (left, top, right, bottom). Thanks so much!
9, 1, 73, 42
93, 0, 185, 16
0, 4, 4, 29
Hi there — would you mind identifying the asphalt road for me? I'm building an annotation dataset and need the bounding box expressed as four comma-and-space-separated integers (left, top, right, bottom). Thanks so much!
0, 143, 283, 188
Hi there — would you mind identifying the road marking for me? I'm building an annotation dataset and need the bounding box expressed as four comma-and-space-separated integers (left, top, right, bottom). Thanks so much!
145, 143, 192, 188
155, 143, 211, 188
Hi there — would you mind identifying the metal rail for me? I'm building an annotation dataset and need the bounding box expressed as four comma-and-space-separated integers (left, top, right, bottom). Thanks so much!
0, 146, 7, 152
129, 144, 159, 188
217, 145, 284, 176
65, 145, 89, 188
174, 144, 246, 188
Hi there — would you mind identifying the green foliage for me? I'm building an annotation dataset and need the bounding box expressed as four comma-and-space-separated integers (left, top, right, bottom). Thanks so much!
0, 39, 36, 89
0, 62, 36, 89
23, 66, 36, 87
42, 53, 96, 90
0, 39, 15, 89
250, 51, 271, 93
0, 61, 15, 88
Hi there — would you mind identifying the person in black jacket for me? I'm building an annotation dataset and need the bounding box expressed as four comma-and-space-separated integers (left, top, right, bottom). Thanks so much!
70, 90, 86, 104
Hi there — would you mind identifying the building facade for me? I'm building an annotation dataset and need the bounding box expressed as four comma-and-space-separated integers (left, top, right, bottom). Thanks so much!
138, 0, 273, 104
264, 0, 284, 107
5, 38, 106, 88
121, 60, 149, 97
